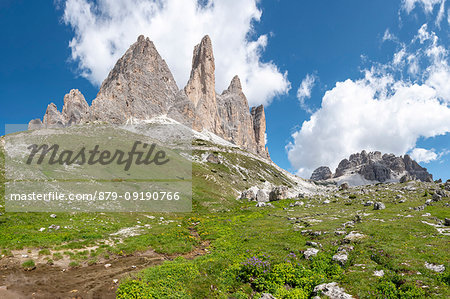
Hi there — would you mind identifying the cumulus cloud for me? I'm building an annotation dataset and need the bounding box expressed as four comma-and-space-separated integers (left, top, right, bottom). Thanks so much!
287, 25, 450, 178
410, 148, 438, 163
297, 74, 317, 114
61, 0, 290, 106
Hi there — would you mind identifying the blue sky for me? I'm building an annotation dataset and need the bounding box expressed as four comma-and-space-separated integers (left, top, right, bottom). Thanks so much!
1, 0, 449, 179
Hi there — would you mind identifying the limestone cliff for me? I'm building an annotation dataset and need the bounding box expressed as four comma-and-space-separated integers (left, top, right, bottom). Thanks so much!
28, 35, 270, 159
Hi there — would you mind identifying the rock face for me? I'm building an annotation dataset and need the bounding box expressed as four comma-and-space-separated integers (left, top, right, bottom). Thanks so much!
217, 76, 257, 154
42, 103, 65, 128
28, 119, 43, 130
90, 35, 180, 124
310, 166, 332, 181
251, 105, 270, 158
310, 150, 433, 185
28, 35, 270, 159
184, 35, 222, 135
61, 89, 90, 125
29, 89, 90, 129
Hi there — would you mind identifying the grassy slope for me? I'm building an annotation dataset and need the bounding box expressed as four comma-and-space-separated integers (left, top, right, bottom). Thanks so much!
1, 134, 450, 298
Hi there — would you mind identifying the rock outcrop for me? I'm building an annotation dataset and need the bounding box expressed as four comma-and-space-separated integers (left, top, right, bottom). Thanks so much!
251, 105, 270, 158
310, 150, 433, 184
217, 76, 257, 154
90, 35, 180, 124
42, 103, 65, 128
29, 89, 89, 130
28, 35, 270, 159
61, 89, 90, 125
310, 166, 332, 181
184, 35, 222, 135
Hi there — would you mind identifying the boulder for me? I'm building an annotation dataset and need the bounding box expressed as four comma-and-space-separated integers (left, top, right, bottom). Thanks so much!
344, 231, 366, 243
259, 294, 276, 299
373, 202, 386, 210
269, 186, 289, 201
313, 282, 353, 299
339, 183, 349, 191
240, 189, 256, 201
310, 166, 332, 181
256, 190, 269, 202
304, 248, 319, 260
373, 270, 385, 277
332, 252, 348, 265
206, 153, 220, 164
424, 262, 445, 273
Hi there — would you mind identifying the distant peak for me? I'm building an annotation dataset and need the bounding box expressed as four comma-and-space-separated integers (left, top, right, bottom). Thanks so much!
137, 34, 145, 42
191, 34, 214, 71
225, 75, 242, 93
200, 35, 212, 47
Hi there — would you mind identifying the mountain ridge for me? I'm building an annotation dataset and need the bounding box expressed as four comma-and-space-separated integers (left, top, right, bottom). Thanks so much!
28, 35, 269, 159
310, 150, 433, 186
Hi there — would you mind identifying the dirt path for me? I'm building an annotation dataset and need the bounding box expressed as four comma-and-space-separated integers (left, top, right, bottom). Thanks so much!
0, 229, 210, 299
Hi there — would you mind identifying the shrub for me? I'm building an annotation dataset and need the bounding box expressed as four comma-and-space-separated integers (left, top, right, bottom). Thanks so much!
398, 283, 426, 298
375, 280, 398, 298
22, 259, 35, 269
52, 252, 63, 261
274, 287, 309, 299
231, 290, 248, 299
117, 280, 153, 299
238, 256, 271, 282
38, 248, 51, 256
268, 262, 296, 286
437, 270, 450, 286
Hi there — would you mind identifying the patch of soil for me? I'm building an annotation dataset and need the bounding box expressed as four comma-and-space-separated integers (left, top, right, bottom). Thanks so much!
0, 230, 210, 299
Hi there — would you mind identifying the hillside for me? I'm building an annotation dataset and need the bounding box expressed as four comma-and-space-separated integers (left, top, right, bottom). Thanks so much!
1, 124, 450, 298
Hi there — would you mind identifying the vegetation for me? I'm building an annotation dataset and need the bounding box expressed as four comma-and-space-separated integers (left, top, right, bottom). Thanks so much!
22, 259, 35, 270
0, 132, 449, 298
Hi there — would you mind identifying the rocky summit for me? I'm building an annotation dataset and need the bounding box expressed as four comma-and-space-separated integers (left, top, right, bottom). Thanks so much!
28, 35, 269, 159
311, 150, 433, 185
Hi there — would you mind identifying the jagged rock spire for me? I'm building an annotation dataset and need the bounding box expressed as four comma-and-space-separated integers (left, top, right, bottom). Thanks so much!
251, 105, 269, 158
90, 35, 179, 123
62, 89, 89, 125
29, 34, 271, 160
184, 35, 223, 135
43, 103, 64, 128
217, 75, 256, 151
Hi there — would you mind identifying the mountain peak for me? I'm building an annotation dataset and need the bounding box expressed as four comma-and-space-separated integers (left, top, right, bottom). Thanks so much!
310, 150, 433, 185
225, 75, 242, 93
28, 34, 271, 160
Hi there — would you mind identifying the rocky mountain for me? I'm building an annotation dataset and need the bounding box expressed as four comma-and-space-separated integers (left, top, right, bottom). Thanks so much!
310, 150, 433, 185
28, 35, 269, 159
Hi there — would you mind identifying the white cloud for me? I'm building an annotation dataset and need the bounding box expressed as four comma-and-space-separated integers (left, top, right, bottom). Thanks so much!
61, 0, 290, 107
436, 0, 446, 25
402, 0, 447, 25
287, 25, 450, 179
410, 148, 438, 163
393, 47, 407, 65
296, 74, 316, 113
402, 0, 444, 14
382, 29, 397, 42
